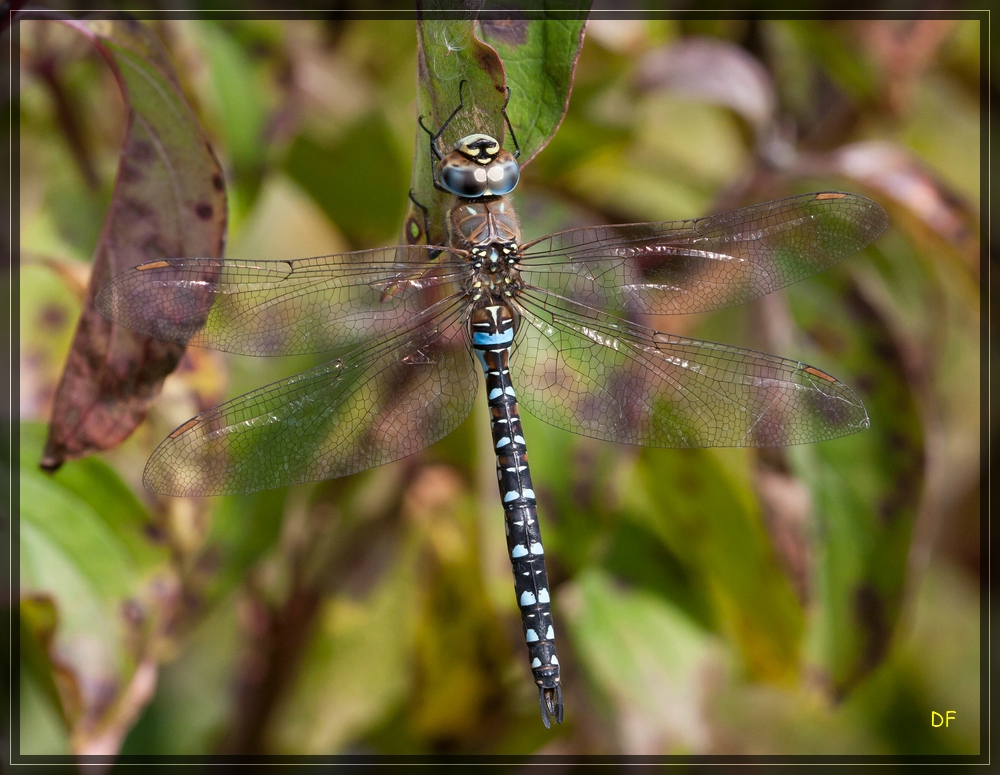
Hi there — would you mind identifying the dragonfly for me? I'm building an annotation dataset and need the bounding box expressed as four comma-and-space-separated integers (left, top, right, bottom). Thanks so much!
97, 83, 888, 728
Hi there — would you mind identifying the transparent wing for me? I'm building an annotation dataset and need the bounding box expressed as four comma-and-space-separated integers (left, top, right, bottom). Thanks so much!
96, 246, 470, 355
144, 297, 476, 496
517, 192, 888, 317
511, 288, 868, 448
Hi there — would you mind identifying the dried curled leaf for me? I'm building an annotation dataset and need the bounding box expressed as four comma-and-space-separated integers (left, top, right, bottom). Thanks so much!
41, 18, 227, 470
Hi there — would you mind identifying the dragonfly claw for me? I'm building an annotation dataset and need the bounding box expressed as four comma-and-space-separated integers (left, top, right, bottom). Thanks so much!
539, 685, 564, 729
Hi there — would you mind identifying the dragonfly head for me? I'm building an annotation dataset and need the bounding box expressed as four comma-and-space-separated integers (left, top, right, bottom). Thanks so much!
438, 134, 520, 198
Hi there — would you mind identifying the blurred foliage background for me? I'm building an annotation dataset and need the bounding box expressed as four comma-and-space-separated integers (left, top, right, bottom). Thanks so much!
14, 13, 982, 757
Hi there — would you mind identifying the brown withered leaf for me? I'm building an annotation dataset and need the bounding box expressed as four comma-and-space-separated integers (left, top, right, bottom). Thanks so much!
41, 18, 227, 471
636, 37, 778, 141
852, 19, 958, 115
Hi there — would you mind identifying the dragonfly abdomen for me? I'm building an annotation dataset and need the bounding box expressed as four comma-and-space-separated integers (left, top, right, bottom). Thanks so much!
469, 302, 563, 727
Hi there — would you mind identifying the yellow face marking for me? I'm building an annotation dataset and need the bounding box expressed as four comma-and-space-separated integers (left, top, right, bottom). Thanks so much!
458, 135, 500, 162
803, 366, 837, 382
814, 192, 847, 201
169, 418, 200, 438
138, 260, 171, 270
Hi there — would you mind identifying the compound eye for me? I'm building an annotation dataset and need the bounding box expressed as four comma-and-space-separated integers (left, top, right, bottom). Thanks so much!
440, 156, 488, 197
486, 153, 520, 195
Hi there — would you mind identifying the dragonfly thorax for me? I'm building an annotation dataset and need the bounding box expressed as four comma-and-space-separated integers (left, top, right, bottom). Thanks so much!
439, 134, 520, 198
469, 243, 517, 270
467, 248, 524, 302
449, 198, 521, 248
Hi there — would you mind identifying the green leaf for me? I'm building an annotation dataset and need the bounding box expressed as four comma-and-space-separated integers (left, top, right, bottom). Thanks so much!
789, 259, 925, 693
19, 421, 171, 743
566, 568, 716, 748
624, 448, 805, 681
197, 20, 270, 177
403, 13, 586, 247
478, 12, 588, 166
285, 114, 408, 247
404, 17, 507, 248
203, 489, 289, 604
20, 605, 73, 755
268, 542, 423, 753
119, 596, 245, 755
19, 598, 71, 735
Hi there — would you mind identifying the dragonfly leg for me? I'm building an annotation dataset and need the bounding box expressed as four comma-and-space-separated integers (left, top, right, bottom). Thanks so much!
418, 79, 469, 192
433, 78, 467, 149
501, 86, 520, 159
417, 115, 448, 192
406, 189, 442, 256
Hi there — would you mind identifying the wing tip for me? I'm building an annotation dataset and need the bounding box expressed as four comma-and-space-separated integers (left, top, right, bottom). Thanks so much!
813, 190, 890, 244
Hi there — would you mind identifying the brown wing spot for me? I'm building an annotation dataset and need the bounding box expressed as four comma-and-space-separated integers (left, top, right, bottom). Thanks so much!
169, 419, 200, 438
814, 192, 847, 201
804, 366, 837, 382
137, 261, 171, 270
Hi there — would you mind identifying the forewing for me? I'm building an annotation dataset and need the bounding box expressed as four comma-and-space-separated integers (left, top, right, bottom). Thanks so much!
96, 246, 469, 355
144, 298, 476, 496
517, 192, 888, 316
511, 289, 868, 448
